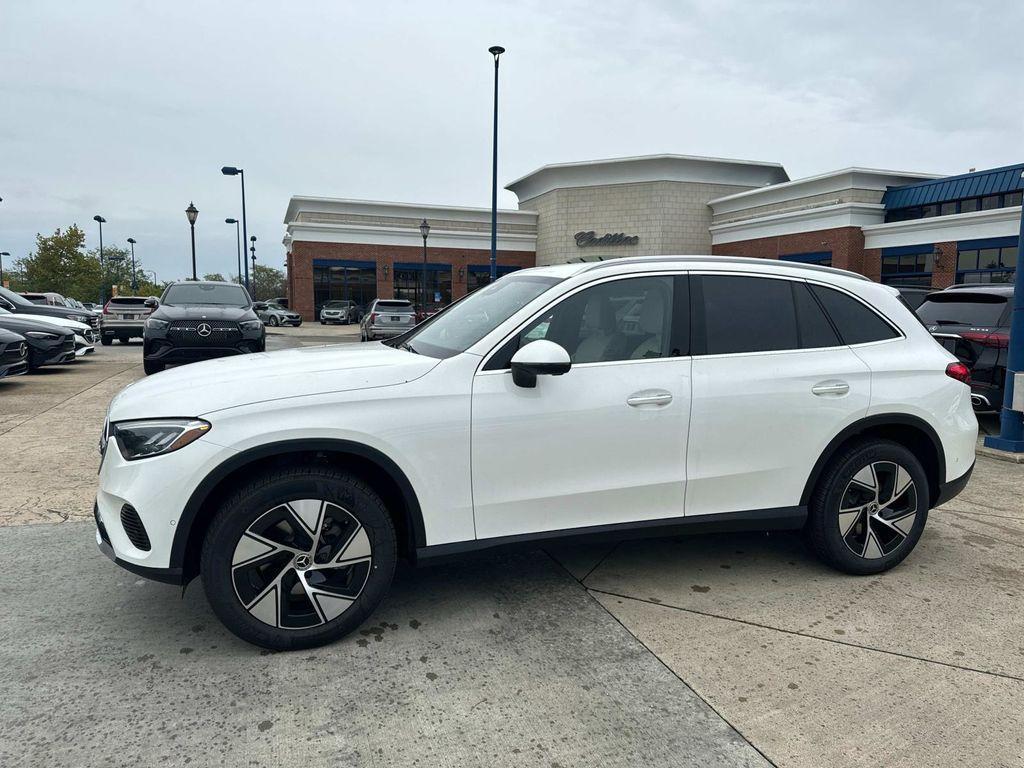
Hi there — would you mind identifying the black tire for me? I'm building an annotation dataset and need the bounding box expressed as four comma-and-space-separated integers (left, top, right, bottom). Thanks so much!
806, 439, 928, 575
118, 337, 128, 344
101, 336, 112, 346
143, 359, 165, 375
200, 466, 397, 650
268, 316, 279, 327
320, 320, 326, 325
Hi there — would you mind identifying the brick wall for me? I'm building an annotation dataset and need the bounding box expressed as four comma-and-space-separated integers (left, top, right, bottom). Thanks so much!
287, 241, 535, 320
931, 242, 958, 288
711, 226, 878, 278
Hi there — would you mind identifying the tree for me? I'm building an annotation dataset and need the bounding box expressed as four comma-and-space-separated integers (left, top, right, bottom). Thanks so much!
203, 272, 227, 282
14, 226, 102, 300
251, 263, 286, 301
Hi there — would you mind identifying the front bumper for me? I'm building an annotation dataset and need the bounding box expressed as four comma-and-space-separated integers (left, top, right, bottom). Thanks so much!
95, 432, 228, 581
0, 359, 29, 379
28, 340, 76, 367
144, 338, 263, 362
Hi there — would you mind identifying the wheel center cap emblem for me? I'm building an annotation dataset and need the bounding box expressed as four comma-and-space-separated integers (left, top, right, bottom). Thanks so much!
294, 554, 311, 570
197, 323, 212, 337
868, 502, 879, 515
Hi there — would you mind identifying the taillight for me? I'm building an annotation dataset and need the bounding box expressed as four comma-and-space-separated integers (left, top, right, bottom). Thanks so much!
101, 301, 112, 314
945, 362, 971, 385
369, 312, 377, 324
960, 331, 1009, 349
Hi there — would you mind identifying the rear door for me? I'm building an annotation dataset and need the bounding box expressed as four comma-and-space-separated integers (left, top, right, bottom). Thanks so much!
686, 274, 871, 517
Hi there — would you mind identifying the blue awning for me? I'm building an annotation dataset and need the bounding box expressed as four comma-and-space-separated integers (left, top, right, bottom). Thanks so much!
882, 163, 1024, 209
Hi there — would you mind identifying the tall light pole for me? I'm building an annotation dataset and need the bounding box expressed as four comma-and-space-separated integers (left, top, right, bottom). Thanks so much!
419, 219, 431, 315
93, 215, 106, 305
249, 235, 257, 299
127, 238, 138, 291
984, 169, 1024, 453
226, 218, 242, 284
221, 167, 249, 291
488, 45, 505, 283
185, 202, 199, 280
0, 252, 8, 286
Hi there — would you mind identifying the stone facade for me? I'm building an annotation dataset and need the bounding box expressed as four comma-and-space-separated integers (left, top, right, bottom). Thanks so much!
710, 188, 887, 226
520, 180, 755, 266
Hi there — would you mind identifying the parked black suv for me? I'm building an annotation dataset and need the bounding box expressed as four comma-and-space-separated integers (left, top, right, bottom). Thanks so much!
143, 281, 265, 375
0, 285, 100, 336
0, 328, 29, 380
0, 312, 76, 370
917, 284, 1012, 411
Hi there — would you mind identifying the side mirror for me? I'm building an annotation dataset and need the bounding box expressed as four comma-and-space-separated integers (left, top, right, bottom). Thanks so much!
253, 302, 267, 310
144, 297, 158, 308
510, 340, 571, 388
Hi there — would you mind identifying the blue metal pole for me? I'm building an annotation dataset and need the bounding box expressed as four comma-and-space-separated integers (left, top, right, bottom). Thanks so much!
984, 179, 1024, 453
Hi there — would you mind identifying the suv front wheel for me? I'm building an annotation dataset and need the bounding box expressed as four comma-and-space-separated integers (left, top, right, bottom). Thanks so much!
201, 466, 397, 650
806, 439, 929, 575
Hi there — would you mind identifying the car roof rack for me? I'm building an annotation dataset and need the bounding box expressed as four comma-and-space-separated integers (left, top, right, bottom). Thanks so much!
577, 254, 872, 282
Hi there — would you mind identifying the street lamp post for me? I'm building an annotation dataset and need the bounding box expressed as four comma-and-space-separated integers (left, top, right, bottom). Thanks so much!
127, 238, 138, 291
226, 218, 242, 284
221, 167, 249, 291
983, 170, 1024, 453
185, 202, 199, 280
249, 235, 257, 299
419, 219, 430, 315
488, 45, 505, 283
0, 252, 8, 286
93, 215, 106, 305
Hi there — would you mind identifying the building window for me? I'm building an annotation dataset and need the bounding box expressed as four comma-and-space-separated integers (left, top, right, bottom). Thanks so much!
959, 198, 979, 213
313, 260, 377, 313
880, 250, 935, 287
467, 265, 523, 294
780, 251, 831, 267
939, 202, 958, 216
1006, 191, 1023, 207
885, 190, 1022, 222
956, 242, 1017, 284
394, 263, 452, 309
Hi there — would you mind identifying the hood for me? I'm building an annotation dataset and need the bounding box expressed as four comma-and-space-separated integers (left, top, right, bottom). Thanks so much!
14, 304, 92, 323
0, 314, 74, 336
5, 313, 89, 333
153, 305, 255, 322
108, 343, 441, 420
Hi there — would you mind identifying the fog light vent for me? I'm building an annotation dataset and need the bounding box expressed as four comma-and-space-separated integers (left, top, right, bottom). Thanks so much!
120, 504, 151, 551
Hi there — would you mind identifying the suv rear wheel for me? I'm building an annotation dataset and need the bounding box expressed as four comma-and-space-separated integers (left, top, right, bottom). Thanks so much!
806, 439, 928, 575
200, 467, 397, 650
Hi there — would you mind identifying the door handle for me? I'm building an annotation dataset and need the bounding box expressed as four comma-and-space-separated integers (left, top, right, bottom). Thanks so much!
627, 390, 673, 407
811, 381, 849, 396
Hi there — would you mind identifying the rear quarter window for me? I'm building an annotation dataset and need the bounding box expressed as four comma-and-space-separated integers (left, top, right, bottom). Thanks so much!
810, 285, 900, 345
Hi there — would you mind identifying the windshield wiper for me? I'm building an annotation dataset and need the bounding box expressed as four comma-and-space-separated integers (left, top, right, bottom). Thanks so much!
398, 341, 419, 354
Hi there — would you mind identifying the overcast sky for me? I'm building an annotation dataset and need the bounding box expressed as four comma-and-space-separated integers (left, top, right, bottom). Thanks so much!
2, 0, 1022, 284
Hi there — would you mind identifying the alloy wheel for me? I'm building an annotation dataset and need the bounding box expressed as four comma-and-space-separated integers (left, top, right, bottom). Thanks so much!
837, 461, 918, 559
231, 500, 372, 629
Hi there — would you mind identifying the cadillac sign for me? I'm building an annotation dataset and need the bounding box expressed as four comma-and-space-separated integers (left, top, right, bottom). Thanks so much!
574, 231, 639, 247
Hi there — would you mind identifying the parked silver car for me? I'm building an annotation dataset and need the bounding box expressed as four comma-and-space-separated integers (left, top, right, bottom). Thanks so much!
360, 298, 416, 341
255, 301, 302, 327
319, 300, 360, 325
101, 296, 156, 345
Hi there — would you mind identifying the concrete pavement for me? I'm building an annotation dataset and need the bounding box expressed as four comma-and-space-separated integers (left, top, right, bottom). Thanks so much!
0, 329, 1021, 767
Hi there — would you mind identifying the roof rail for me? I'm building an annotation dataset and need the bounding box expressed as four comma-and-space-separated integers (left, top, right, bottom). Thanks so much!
578, 254, 872, 282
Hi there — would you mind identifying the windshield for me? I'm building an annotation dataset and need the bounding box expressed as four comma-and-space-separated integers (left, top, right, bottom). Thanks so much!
917, 294, 1008, 327
162, 283, 250, 307
397, 274, 561, 358
0, 286, 34, 307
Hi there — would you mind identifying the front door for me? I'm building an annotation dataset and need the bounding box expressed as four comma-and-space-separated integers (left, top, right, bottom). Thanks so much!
471, 274, 691, 540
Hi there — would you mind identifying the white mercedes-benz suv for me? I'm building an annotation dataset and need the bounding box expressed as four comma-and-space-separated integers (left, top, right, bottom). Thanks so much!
95, 256, 978, 649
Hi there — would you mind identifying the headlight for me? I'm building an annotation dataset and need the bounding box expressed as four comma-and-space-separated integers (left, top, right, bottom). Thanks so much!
25, 330, 60, 339
145, 318, 169, 330
111, 418, 211, 461
72, 315, 87, 323
239, 319, 263, 331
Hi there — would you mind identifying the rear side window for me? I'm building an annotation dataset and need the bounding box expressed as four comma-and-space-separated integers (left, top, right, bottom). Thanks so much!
810, 285, 899, 344
697, 275, 799, 354
793, 283, 841, 348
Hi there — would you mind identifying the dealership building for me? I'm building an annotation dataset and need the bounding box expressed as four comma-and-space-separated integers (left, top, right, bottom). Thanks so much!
283, 154, 1021, 320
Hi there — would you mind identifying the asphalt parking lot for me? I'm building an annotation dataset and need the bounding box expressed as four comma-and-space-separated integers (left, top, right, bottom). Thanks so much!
1, 328, 1022, 767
